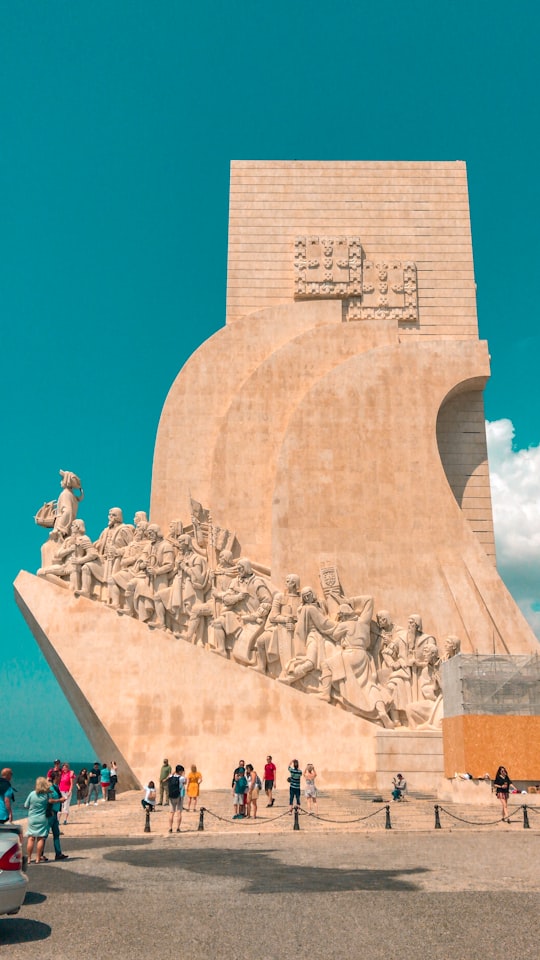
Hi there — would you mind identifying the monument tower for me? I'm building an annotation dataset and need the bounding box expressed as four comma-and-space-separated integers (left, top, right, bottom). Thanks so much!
16, 162, 539, 791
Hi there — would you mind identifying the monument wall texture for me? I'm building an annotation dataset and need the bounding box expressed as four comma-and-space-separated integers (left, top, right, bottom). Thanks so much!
17, 161, 539, 792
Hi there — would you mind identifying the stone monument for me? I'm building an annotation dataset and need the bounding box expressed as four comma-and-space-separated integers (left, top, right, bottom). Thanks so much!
15, 161, 539, 793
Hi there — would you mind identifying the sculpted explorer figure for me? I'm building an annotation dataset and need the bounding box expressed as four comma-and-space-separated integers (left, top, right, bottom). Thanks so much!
37, 519, 93, 591
77, 507, 133, 601
376, 610, 412, 725
405, 638, 443, 729
278, 586, 338, 690
181, 549, 238, 647
318, 601, 394, 727
133, 524, 176, 625
210, 557, 273, 663
255, 573, 302, 676
109, 520, 151, 612
155, 534, 209, 637
53, 470, 84, 539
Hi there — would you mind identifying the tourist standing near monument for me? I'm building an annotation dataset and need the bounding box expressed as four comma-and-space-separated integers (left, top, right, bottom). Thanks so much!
25, 777, 53, 863
233, 766, 248, 819
303, 764, 318, 812
159, 758, 172, 805
47, 771, 69, 861
493, 766, 514, 822
245, 764, 261, 819
288, 760, 302, 813
186, 765, 203, 811
76, 768, 88, 805
59, 762, 76, 823
264, 756, 276, 807
167, 765, 186, 833
0, 768, 15, 823
86, 763, 101, 804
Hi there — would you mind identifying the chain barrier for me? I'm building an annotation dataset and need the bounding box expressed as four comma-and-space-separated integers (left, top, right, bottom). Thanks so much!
435, 804, 531, 828
181, 802, 539, 833
297, 805, 390, 826
200, 806, 292, 827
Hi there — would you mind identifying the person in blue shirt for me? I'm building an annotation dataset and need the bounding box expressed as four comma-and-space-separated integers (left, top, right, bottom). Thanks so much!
0, 768, 15, 823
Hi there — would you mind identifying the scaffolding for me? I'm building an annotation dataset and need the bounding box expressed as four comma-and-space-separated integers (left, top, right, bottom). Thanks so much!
441, 653, 540, 718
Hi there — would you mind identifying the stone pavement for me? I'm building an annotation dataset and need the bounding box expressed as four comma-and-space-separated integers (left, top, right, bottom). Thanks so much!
15, 789, 540, 838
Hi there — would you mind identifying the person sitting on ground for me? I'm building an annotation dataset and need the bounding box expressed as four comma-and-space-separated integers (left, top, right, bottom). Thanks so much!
142, 781, 156, 813
391, 773, 407, 801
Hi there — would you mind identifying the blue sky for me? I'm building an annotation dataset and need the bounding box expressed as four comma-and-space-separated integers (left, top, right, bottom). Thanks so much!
1, 1, 539, 761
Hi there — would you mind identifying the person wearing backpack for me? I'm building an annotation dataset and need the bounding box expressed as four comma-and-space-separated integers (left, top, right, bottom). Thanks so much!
167, 765, 186, 833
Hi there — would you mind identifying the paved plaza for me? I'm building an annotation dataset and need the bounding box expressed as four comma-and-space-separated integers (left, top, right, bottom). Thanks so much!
2, 791, 539, 959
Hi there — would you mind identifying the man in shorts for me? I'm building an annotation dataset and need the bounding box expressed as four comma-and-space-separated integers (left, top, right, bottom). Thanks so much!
167, 765, 186, 833
264, 755, 276, 807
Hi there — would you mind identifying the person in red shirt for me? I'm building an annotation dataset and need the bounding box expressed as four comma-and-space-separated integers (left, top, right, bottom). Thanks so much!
264, 755, 276, 807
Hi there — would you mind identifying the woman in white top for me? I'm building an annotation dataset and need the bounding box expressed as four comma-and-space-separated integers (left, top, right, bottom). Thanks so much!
303, 764, 318, 813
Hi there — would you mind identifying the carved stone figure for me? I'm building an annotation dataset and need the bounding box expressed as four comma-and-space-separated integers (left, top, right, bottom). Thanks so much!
109, 522, 151, 612
155, 534, 209, 637
442, 635, 461, 660
318, 600, 394, 727
375, 610, 412, 725
210, 558, 273, 663
182, 549, 238, 647
76, 507, 133, 601
254, 573, 302, 676
37, 519, 93, 591
405, 638, 443, 729
278, 587, 338, 690
53, 470, 84, 539
133, 524, 176, 625
405, 614, 438, 699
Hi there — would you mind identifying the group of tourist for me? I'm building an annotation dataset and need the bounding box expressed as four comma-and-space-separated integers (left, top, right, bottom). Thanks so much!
229, 756, 319, 817
142, 760, 204, 834
12, 758, 119, 865
74, 761, 118, 804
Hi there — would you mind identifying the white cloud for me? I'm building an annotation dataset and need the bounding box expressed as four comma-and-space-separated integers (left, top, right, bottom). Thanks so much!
486, 419, 540, 638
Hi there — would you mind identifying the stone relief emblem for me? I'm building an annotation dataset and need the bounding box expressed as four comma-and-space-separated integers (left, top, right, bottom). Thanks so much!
35, 475, 460, 732
294, 236, 418, 323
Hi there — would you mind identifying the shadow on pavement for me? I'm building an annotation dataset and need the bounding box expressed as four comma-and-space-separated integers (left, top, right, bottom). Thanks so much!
0, 918, 51, 944
23, 891, 46, 905
105, 846, 429, 893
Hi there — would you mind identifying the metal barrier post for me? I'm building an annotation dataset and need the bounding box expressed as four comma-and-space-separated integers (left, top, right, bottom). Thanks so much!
385, 805, 392, 829
198, 807, 205, 832
293, 807, 300, 830
522, 805, 530, 829
144, 808, 151, 833
434, 804, 441, 829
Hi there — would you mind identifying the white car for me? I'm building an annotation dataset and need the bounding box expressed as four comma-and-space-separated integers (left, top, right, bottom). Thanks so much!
0, 824, 28, 916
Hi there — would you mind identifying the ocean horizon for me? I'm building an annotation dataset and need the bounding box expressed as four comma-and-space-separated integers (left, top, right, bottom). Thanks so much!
3, 760, 100, 817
